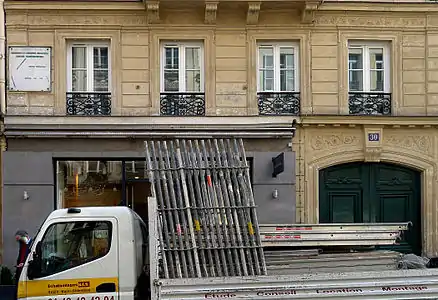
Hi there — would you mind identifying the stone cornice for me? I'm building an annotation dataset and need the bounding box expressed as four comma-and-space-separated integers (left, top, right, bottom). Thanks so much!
4, 1, 145, 11
300, 116, 438, 126
4, 116, 297, 138
318, 1, 438, 12
6, 0, 438, 13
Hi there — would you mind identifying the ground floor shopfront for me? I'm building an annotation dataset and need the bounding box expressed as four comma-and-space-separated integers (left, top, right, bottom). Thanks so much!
1, 117, 297, 267
295, 117, 438, 258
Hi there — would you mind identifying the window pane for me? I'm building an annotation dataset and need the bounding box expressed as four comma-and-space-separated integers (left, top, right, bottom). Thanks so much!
185, 47, 200, 69
165, 47, 178, 69
39, 221, 112, 278
56, 161, 123, 208
164, 70, 179, 92
72, 47, 87, 69
93, 47, 108, 69
280, 47, 294, 69
259, 70, 274, 91
94, 70, 109, 92
349, 70, 363, 91
370, 48, 384, 70
185, 70, 201, 92
370, 70, 384, 91
259, 47, 274, 68
280, 70, 295, 91
72, 70, 87, 91
348, 48, 363, 69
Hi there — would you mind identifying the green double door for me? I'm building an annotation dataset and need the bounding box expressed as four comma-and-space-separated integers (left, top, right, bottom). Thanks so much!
319, 162, 421, 255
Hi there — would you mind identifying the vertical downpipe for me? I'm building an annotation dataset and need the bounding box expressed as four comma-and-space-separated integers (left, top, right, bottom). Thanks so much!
0, 0, 5, 263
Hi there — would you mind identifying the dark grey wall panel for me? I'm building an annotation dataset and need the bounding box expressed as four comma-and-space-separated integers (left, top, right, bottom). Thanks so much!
3, 185, 53, 267
3, 152, 53, 185
252, 151, 295, 185
253, 184, 296, 224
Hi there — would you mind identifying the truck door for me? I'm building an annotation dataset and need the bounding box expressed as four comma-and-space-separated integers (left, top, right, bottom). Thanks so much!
23, 218, 119, 300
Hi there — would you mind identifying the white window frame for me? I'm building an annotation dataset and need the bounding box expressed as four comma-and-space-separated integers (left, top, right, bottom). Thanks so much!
256, 42, 300, 93
66, 41, 111, 92
160, 42, 205, 93
348, 42, 391, 93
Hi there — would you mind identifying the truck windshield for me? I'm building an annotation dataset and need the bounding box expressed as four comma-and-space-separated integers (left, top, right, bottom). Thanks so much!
37, 221, 112, 277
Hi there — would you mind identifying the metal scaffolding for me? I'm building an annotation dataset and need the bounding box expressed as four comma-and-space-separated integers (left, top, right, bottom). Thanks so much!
145, 138, 266, 278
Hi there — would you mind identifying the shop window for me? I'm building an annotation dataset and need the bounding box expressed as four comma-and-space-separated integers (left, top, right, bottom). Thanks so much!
57, 161, 123, 208
37, 221, 112, 278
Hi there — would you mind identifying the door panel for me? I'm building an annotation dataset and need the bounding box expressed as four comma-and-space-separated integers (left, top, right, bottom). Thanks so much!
126, 181, 151, 222
319, 162, 421, 254
328, 192, 362, 223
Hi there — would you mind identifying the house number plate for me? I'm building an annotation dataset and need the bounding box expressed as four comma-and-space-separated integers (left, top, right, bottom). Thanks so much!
368, 133, 380, 142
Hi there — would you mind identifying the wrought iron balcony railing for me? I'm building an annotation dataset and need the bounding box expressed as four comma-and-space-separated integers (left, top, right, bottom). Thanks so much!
348, 92, 392, 115
257, 92, 300, 116
66, 92, 111, 116
160, 92, 205, 116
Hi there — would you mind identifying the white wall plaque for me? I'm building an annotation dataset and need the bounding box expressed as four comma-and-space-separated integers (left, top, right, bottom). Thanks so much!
8, 46, 51, 92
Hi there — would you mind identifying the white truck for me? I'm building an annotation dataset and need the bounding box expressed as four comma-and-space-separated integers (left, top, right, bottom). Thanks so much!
16, 138, 438, 299
15, 204, 438, 300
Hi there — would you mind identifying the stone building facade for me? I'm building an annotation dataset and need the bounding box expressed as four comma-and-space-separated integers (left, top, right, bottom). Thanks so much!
3, 0, 438, 265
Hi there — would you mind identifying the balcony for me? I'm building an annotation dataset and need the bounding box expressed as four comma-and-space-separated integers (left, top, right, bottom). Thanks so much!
257, 92, 300, 116
66, 92, 111, 116
160, 92, 205, 116
348, 92, 392, 116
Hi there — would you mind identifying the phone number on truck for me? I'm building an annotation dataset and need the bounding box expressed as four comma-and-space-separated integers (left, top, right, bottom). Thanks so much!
48, 296, 115, 300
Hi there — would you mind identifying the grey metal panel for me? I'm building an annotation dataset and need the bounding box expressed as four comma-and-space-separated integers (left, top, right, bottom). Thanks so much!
252, 152, 295, 185
2, 185, 54, 267
253, 185, 296, 224
3, 152, 53, 184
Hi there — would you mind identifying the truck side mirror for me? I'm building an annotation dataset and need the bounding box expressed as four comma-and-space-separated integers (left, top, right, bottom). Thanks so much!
27, 242, 42, 280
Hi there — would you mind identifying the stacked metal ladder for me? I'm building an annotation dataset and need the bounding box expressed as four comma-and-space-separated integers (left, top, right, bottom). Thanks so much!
259, 223, 411, 247
145, 138, 267, 279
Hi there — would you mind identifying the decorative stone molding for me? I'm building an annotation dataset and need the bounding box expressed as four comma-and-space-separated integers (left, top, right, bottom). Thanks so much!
247, 2, 261, 25
384, 134, 433, 157
310, 134, 360, 152
301, 1, 318, 24
147, 1, 160, 24
205, 2, 218, 24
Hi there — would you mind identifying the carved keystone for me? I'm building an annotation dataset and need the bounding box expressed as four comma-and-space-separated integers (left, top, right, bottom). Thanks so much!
301, 1, 318, 24
205, 2, 218, 24
147, 1, 160, 24
247, 2, 261, 25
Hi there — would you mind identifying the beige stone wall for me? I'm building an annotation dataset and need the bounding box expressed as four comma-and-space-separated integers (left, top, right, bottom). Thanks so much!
5, 3, 438, 116
296, 118, 438, 256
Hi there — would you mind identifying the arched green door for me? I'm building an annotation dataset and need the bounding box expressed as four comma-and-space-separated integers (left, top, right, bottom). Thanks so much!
319, 162, 421, 255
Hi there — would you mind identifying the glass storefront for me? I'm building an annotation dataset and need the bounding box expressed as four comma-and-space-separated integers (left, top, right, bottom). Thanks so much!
56, 160, 151, 219
56, 158, 252, 221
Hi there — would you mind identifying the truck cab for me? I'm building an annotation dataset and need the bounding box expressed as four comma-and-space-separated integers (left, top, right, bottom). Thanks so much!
17, 206, 148, 300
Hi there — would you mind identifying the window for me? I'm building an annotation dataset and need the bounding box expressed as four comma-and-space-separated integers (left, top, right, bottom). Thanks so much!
160, 42, 204, 93
348, 43, 390, 93
257, 43, 299, 92
67, 42, 110, 92
37, 221, 112, 277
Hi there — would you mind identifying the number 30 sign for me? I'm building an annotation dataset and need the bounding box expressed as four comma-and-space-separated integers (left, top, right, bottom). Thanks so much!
368, 133, 380, 142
